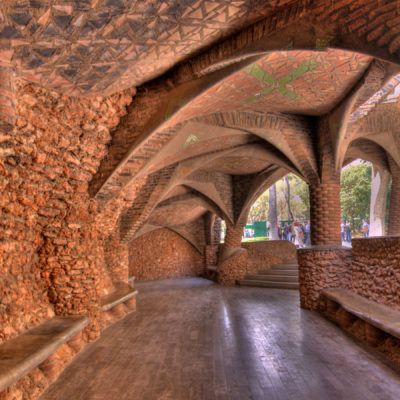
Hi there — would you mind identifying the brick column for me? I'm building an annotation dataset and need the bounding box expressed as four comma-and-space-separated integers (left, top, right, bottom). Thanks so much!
298, 118, 347, 310
309, 182, 341, 245
309, 120, 341, 245
388, 157, 400, 236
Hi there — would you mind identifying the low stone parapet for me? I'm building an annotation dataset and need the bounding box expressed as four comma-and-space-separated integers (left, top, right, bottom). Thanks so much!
352, 237, 400, 310
298, 245, 352, 310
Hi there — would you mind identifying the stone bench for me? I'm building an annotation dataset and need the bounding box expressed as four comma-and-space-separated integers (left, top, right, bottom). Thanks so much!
100, 283, 138, 312
100, 284, 138, 329
320, 288, 400, 340
0, 316, 89, 392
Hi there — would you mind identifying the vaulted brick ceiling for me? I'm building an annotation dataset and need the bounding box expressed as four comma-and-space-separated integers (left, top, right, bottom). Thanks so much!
0, 0, 294, 95
3, 0, 400, 239
179, 50, 372, 117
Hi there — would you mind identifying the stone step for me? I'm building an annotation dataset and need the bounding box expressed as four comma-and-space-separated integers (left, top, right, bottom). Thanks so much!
238, 280, 299, 289
272, 263, 298, 270
258, 269, 298, 276
245, 274, 298, 283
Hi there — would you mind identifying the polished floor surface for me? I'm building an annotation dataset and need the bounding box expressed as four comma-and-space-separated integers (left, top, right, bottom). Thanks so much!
41, 278, 400, 400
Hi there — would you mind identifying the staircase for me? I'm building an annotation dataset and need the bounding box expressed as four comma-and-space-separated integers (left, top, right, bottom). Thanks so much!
238, 262, 299, 289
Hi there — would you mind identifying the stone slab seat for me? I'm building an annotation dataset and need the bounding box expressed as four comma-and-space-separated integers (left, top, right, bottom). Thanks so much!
0, 316, 89, 392
321, 288, 400, 339
101, 284, 138, 312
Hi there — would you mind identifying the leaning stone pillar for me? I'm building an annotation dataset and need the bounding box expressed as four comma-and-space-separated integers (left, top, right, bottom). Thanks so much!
369, 166, 390, 236
220, 222, 243, 261
217, 223, 247, 285
388, 157, 400, 236
104, 232, 129, 284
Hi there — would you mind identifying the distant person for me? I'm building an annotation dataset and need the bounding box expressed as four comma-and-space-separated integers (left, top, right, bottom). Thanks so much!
345, 221, 352, 243
362, 220, 370, 238
284, 224, 290, 241
340, 221, 345, 242
294, 221, 304, 248
305, 221, 311, 246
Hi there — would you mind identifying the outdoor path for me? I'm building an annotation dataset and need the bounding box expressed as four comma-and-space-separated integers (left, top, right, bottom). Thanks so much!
40, 278, 400, 400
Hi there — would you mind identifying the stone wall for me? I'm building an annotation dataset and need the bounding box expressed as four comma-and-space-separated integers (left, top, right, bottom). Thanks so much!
128, 228, 204, 281
242, 240, 297, 268
0, 81, 134, 399
218, 240, 297, 285
298, 246, 352, 310
352, 237, 400, 310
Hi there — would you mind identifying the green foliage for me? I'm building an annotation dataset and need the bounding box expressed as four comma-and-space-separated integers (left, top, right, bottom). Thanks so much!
340, 162, 371, 229
248, 190, 269, 223
248, 174, 310, 223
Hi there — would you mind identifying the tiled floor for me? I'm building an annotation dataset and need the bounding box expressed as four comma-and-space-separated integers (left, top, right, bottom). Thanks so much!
41, 278, 400, 400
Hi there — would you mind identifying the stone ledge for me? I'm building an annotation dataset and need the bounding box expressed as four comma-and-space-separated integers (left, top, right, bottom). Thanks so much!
100, 284, 138, 312
352, 236, 400, 241
0, 316, 89, 392
298, 245, 351, 253
321, 288, 400, 339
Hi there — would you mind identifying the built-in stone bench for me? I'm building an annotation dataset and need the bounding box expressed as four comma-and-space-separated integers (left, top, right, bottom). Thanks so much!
320, 288, 400, 368
0, 316, 89, 392
100, 283, 138, 329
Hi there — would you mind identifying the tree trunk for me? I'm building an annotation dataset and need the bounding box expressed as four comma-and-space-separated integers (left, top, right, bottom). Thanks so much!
269, 183, 279, 239
284, 175, 294, 221
370, 167, 390, 236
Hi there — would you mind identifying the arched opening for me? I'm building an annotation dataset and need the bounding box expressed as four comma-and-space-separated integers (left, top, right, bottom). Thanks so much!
245, 173, 310, 246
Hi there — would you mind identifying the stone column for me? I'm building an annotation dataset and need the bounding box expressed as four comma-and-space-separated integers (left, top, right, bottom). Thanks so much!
204, 215, 221, 268
219, 223, 243, 263
388, 157, 400, 236
104, 232, 129, 284
370, 166, 390, 236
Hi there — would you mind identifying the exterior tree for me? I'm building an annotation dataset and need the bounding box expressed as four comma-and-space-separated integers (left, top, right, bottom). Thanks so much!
248, 190, 268, 223
284, 175, 294, 221
268, 183, 279, 239
340, 162, 371, 229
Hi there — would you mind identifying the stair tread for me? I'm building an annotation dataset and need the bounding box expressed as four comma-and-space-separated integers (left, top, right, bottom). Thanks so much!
258, 270, 298, 275
245, 274, 298, 281
238, 280, 299, 289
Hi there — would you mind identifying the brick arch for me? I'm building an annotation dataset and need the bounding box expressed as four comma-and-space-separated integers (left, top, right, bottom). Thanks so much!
133, 225, 204, 254
194, 111, 318, 184
235, 166, 292, 227
334, 59, 400, 170
90, 0, 400, 204
344, 138, 390, 173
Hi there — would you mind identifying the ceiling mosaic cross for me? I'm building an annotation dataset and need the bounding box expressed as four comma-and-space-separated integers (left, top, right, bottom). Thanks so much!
244, 59, 319, 103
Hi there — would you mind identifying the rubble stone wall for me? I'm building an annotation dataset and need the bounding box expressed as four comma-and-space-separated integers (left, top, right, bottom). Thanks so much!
298, 246, 352, 310
352, 237, 400, 310
0, 82, 133, 399
128, 228, 204, 281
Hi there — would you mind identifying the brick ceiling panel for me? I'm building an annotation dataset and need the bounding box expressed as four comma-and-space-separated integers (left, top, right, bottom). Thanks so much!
0, 0, 296, 96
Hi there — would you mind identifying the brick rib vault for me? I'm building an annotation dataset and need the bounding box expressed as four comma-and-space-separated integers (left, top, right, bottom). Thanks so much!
2, 1, 400, 398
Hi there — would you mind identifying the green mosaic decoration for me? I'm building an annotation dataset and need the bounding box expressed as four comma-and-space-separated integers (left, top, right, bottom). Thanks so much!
244, 59, 319, 102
